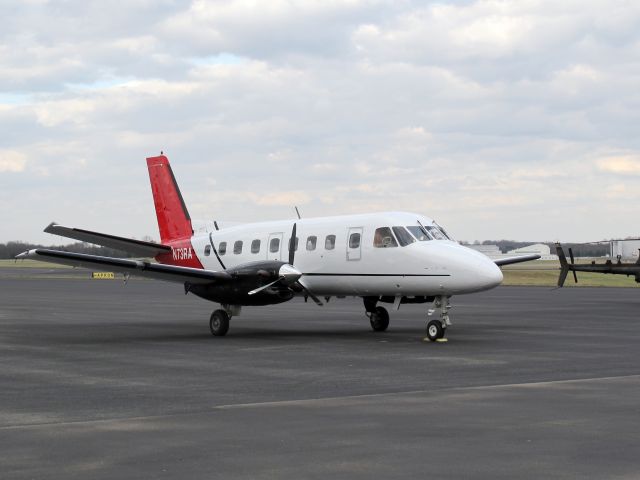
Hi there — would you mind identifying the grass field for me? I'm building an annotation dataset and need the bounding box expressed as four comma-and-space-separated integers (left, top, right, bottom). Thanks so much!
502, 260, 639, 287
2, 259, 638, 288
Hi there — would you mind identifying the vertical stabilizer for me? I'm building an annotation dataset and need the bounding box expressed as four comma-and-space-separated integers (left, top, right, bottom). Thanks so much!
146, 155, 193, 243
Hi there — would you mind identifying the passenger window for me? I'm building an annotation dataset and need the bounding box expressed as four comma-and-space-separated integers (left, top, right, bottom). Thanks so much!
251, 239, 261, 254
325, 235, 336, 250
349, 232, 361, 249
288, 237, 298, 252
392, 226, 416, 247
373, 227, 398, 248
233, 240, 243, 254
406, 226, 432, 241
270, 237, 280, 253
306, 236, 317, 251
219, 242, 227, 255
204, 245, 211, 256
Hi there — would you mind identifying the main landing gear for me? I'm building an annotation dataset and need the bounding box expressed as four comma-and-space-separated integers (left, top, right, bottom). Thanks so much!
363, 297, 389, 332
209, 304, 241, 336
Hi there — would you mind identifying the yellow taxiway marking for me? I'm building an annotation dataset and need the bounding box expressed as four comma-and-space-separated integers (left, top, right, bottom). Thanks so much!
91, 272, 115, 279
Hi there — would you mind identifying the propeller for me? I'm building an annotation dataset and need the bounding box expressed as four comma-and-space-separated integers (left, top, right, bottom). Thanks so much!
568, 247, 578, 283
248, 223, 323, 306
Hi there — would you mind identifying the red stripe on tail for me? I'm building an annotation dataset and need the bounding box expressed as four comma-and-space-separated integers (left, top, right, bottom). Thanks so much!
146, 155, 203, 269
146, 155, 193, 243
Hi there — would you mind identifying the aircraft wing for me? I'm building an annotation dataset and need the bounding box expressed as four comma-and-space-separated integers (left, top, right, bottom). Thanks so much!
15, 249, 231, 285
44, 223, 171, 257
494, 254, 541, 266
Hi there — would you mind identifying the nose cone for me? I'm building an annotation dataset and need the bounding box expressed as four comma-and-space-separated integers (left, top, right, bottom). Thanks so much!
428, 244, 503, 294
478, 258, 504, 290
462, 247, 503, 293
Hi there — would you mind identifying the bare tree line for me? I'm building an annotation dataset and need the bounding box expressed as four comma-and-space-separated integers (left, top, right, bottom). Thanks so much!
0, 242, 136, 260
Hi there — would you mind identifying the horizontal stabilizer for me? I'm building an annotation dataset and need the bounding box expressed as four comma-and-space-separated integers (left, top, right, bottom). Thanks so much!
494, 254, 541, 266
44, 223, 171, 257
16, 249, 230, 285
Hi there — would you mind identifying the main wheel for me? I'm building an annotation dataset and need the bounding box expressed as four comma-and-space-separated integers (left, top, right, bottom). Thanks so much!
426, 320, 444, 342
210, 310, 230, 336
369, 306, 390, 332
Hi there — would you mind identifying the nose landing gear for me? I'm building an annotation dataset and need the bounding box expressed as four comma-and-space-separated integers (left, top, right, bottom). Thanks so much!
425, 296, 451, 342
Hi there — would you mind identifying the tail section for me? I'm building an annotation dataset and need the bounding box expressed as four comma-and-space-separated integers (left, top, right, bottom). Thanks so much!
555, 242, 577, 287
146, 155, 193, 243
556, 243, 570, 287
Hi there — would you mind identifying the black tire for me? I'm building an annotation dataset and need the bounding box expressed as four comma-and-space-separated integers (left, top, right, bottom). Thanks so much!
426, 320, 444, 342
370, 306, 390, 332
210, 310, 230, 336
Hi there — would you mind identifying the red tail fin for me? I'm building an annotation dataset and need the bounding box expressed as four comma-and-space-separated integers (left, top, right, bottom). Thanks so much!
146, 155, 193, 243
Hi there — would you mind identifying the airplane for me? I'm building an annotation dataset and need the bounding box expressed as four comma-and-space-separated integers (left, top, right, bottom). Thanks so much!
16, 154, 541, 341
556, 243, 640, 287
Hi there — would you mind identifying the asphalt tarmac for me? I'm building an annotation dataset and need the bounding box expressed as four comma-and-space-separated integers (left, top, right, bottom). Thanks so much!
1, 273, 639, 479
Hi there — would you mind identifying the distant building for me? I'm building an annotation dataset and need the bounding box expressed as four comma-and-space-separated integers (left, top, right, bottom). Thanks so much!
610, 240, 640, 260
467, 244, 501, 257
506, 243, 558, 261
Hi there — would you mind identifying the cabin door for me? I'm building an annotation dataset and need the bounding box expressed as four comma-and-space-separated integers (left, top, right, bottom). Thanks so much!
346, 227, 363, 261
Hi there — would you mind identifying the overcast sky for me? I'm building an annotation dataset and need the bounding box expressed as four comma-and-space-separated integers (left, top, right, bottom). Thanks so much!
2, 0, 639, 244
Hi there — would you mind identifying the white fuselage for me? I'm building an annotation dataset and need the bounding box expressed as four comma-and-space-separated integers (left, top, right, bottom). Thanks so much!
190, 211, 503, 298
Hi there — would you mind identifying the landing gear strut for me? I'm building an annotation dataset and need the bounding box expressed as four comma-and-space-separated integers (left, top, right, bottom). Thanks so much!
425, 296, 451, 342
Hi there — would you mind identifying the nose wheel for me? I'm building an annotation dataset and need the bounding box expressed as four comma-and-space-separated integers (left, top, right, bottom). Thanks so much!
426, 320, 445, 341
426, 296, 451, 342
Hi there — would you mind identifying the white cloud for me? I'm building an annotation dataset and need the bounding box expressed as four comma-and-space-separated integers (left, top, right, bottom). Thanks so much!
596, 155, 640, 175
2, 1, 640, 243
0, 150, 27, 172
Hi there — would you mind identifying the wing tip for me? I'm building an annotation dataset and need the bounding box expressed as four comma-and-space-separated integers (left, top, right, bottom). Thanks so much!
15, 249, 37, 260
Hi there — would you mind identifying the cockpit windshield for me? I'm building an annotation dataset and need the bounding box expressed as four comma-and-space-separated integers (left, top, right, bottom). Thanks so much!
434, 222, 452, 240
406, 225, 432, 241
425, 225, 446, 240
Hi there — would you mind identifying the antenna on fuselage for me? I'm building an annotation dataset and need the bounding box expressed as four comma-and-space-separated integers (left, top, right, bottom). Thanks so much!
294, 206, 301, 219
213, 221, 219, 231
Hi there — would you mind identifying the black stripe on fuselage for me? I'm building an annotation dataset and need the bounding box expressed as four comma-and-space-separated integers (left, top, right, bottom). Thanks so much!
209, 232, 226, 270
302, 273, 450, 277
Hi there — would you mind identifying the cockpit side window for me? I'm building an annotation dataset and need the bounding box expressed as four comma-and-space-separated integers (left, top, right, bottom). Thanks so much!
392, 226, 415, 247
406, 226, 432, 241
373, 227, 398, 248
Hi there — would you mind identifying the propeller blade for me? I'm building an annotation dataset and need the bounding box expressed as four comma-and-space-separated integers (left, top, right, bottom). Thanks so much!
297, 279, 323, 306
572, 271, 578, 283
288, 223, 297, 266
248, 278, 281, 296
